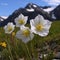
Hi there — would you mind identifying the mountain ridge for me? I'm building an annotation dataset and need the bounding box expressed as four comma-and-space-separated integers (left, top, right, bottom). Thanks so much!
0, 3, 60, 27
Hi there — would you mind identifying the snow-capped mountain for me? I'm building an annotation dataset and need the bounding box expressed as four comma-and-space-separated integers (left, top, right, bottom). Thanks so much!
0, 3, 60, 27
43, 7, 55, 14
0, 16, 8, 21
1, 16, 8, 19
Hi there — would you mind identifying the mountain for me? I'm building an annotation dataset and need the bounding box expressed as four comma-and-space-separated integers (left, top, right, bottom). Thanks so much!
43, 7, 55, 14
0, 16, 4, 22
50, 5, 60, 20
0, 3, 60, 27
41, 6, 51, 9
0, 16, 7, 22
1, 16, 7, 19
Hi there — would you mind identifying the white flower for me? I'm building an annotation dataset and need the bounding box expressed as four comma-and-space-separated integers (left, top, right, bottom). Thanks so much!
16, 26, 34, 43
4, 22, 15, 34
15, 14, 28, 27
30, 14, 52, 37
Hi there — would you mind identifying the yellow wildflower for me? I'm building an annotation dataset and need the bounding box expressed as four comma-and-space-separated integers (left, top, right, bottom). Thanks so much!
1, 42, 7, 48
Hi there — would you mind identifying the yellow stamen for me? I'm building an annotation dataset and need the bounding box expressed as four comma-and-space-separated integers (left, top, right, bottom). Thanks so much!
22, 29, 30, 37
18, 19, 25, 24
36, 24, 43, 31
8, 26, 12, 32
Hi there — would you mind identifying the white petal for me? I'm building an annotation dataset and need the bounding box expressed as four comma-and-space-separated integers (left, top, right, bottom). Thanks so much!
43, 20, 52, 30
19, 14, 24, 19
44, 20, 52, 25
4, 22, 15, 34
5, 30, 13, 34
20, 26, 29, 31
35, 15, 48, 25
34, 15, 40, 25
31, 26, 36, 33
30, 33, 34, 40
10, 23, 13, 25
30, 15, 52, 37
30, 20, 37, 33
30, 19, 35, 27
16, 30, 23, 39
31, 14, 45, 26
37, 14, 45, 24
15, 17, 19, 23
30, 24, 49, 37
38, 29, 49, 37
24, 16, 28, 24
21, 37, 30, 43
15, 14, 28, 27
38, 14, 44, 21
16, 26, 34, 43
16, 23, 21, 27
16, 30, 31, 43
11, 23, 15, 28
18, 14, 24, 19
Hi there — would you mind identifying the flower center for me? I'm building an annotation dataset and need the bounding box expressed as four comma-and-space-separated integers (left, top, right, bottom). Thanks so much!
22, 29, 30, 37
18, 19, 25, 25
8, 26, 12, 32
36, 24, 43, 31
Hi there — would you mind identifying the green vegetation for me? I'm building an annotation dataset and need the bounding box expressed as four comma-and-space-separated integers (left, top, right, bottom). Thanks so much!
0, 21, 60, 60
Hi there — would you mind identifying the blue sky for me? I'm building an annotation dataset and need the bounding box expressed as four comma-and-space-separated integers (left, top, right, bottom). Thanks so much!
0, 0, 60, 16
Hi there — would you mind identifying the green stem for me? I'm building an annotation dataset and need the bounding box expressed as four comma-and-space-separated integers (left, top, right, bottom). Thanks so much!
31, 42, 38, 60
7, 39, 14, 60
8, 44, 14, 60
5, 37, 14, 60
25, 44, 32, 60
30, 37, 38, 60
10, 33, 15, 45
10, 34, 19, 60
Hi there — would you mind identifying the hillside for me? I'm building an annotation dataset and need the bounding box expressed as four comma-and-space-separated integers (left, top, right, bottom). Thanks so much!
0, 21, 60, 60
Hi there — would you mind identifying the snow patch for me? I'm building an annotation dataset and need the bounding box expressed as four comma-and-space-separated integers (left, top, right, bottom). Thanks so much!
26, 8, 34, 12
33, 5, 37, 7
51, 13, 56, 19
1, 16, 8, 19
0, 16, 8, 22
43, 7, 55, 13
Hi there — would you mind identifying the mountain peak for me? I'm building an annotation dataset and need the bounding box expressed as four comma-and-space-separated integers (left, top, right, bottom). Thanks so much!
25, 3, 39, 9
0, 3, 60, 27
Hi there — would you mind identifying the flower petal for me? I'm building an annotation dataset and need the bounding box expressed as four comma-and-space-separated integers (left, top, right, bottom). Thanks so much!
4, 22, 15, 34
43, 20, 52, 29
21, 37, 30, 43
24, 16, 28, 24
30, 33, 34, 40
30, 14, 52, 37
19, 14, 24, 19
16, 26, 34, 43
30, 19, 36, 27
38, 29, 49, 36
15, 14, 28, 27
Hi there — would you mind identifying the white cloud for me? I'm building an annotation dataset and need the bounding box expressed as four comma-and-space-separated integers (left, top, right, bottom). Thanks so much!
43, 0, 60, 6
0, 3, 8, 6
